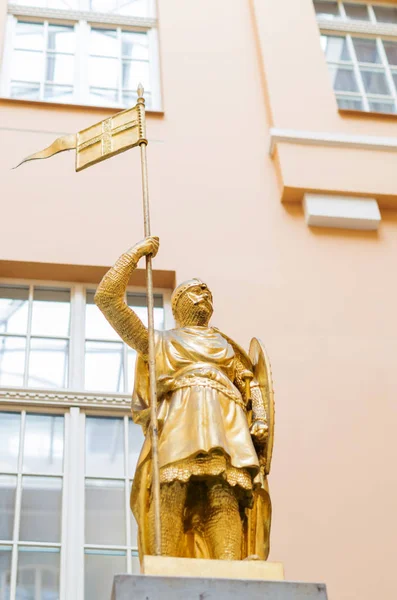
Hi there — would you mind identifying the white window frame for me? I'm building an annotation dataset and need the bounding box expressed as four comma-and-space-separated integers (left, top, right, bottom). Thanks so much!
0, 404, 146, 600
0, 277, 173, 401
0, 409, 67, 600
315, 1, 397, 114
0, 0, 162, 110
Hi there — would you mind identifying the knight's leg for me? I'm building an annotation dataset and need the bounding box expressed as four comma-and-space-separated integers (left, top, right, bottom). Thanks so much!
205, 479, 242, 560
148, 480, 187, 556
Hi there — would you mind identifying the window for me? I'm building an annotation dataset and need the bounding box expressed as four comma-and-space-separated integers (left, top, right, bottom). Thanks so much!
0, 285, 71, 389
0, 411, 64, 599
0, 409, 145, 600
0, 281, 169, 394
84, 290, 164, 393
84, 415, 143, 599
10, 21, 75, 103
315, 2, 397, 113
1, 0, 160, 109
88, 28, 151, 107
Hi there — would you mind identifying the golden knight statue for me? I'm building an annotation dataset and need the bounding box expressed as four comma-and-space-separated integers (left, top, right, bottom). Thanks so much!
95, 236, 274, 562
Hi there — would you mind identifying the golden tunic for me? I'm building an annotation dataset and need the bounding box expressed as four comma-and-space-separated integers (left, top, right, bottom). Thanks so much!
131, 326, 260, 491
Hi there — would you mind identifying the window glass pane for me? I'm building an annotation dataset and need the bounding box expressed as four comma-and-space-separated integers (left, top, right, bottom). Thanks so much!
121, 31, 148, 60
47, 24, 75, 53
328, 65, 358, 92
13, 50, 44, 83
360, 69, 390, 95
128, 419, 144, 477
85, 551, 126, 600
15, 21, 44, 51
336, 95, 364, 110
122, 60, 150, 90
383, 41, 397, 66
392, 72, 397, 90
130, 304, 165, 328
31, 288, 70, 337
28, 338, 69, 389
14, 0, 79, 6
130, 504, 138, 549
90, 0, 118, 12
0, 286, 29, 335
86, 417, 124, 478
89, 57, 119, 88
10, 81, 41, 100
20, 477, 62, 543
126, 292, 163, 309
123, 89, 151, 109
85, 341, 124, 392
85, 480, 126, 545
90, 28, 118, 57
131, 551, 139, 572
127, 293, 164, 329
314, 1, 339, 18
373, 6, 397, 24
23, 414, 64, 475
49, 0, 79, 7
44, 84, 74, 103
88, 87, 119, 106
0, 413, 20, 472
0, 546, 12, 600
17, 547, 60, 599
0, 476, 17, 540
352, 38, 381, 64
126, 348, 137, 393
117, 0, 151, 17
85, 291, 120, 341
321, 35, 350, 62
368, 100, 397, 114
343, 3, 369, 20
46, 54, 74, 85
14, 0, 46, 5
122, 90, 138, 107
0, 336, 26, 387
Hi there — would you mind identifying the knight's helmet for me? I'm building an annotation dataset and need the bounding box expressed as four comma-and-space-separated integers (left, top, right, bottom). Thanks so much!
171, 278, 212, 317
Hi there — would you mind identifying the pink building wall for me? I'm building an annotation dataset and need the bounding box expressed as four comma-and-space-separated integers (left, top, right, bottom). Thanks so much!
1, 1, 397, 598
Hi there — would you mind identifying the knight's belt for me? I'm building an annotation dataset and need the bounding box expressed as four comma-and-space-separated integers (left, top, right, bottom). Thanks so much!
169, 374, 246, 412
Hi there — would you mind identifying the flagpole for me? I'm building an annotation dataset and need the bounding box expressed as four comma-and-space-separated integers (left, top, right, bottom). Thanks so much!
136, 84, 162, 556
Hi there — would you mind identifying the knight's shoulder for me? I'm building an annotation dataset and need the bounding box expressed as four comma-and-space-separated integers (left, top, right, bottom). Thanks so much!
212, 327, 252, 368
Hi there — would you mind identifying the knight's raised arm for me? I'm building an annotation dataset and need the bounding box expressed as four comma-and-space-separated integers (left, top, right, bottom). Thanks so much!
94, 236, 159, 357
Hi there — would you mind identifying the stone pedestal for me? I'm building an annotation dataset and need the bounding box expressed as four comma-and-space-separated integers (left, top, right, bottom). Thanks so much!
111, 574, 328, 599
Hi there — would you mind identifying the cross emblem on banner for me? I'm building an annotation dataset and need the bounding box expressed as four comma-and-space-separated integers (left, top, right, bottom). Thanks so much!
76, 111, 140, 170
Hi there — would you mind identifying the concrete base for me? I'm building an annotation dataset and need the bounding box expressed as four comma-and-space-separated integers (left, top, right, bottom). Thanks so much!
142, 555, 285, 580
111, 575, 328, 599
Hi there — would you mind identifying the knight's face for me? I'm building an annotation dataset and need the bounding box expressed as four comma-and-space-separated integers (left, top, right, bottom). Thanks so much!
174, 283, 213, 327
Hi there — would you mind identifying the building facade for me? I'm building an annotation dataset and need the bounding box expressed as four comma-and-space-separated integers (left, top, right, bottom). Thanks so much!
1, 1, 397, 599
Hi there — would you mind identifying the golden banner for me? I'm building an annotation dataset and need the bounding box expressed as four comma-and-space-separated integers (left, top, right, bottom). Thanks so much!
76, 105, 143, 171
15, 103, 146, 172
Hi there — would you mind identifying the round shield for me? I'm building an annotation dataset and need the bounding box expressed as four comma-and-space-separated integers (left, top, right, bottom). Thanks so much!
249, 337, 275, 475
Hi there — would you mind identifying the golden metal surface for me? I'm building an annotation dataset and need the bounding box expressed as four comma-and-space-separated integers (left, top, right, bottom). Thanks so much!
95, 239, 274, 562
75, 105, 143, 171
15, 103, 146, 171
249, 338, 275, 475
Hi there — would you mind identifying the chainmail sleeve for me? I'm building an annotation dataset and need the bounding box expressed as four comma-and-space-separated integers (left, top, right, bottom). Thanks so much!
94, 248, 149, 357
234, 358, 267, 422
234, 359, 250, 399
250, 385, 267, 423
